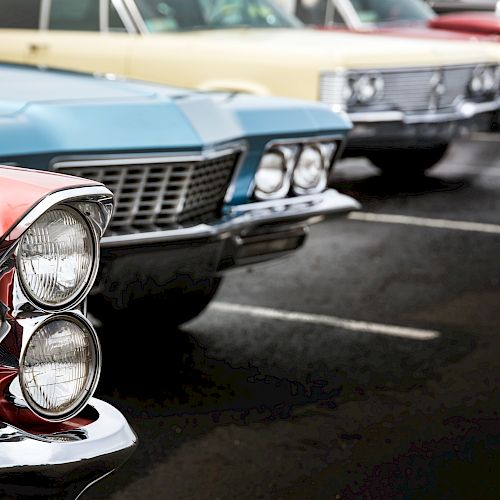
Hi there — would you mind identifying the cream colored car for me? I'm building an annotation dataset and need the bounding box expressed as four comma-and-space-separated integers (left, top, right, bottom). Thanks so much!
1, 0, 499, 173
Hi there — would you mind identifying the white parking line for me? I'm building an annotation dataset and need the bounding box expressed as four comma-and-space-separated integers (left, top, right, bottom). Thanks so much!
349, 212, 500, 235
470, 132, 500, 143
211, 302, 440, 341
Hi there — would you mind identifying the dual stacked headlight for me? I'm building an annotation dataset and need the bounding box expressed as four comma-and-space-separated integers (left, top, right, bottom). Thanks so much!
16, 204, 102, 421
468, 65, 499, 96
254, 140, 340, 201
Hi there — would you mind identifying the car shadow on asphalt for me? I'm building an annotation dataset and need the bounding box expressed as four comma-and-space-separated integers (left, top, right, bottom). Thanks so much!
329, 171, 470, 202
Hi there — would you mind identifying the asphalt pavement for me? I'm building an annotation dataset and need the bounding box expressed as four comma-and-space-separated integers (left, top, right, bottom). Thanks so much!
84, 134, 500, 500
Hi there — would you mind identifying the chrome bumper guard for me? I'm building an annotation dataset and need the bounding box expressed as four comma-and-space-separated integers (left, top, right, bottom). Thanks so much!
101, 189, 360, 249
0, 398, 137, 498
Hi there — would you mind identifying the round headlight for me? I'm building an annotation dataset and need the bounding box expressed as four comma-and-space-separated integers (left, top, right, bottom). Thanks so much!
469, 73, 483, 95
355, 74, 384, 104
254, 150, 289, 200
19, 315, 100, 421
18, 206, 95, 309
482, 67, 497, 93
469, 66, 496, 96
293, 146, 326, 194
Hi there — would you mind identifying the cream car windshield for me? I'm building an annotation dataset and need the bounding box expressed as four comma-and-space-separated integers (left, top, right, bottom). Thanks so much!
349, 0, 435, 26
134, 0, 302, 32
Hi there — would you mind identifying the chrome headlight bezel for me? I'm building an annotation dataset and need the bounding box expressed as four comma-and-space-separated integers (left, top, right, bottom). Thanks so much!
292, 143, 336, 195
16, 204, 99, 312
254, 147, 295, 200
469, 65, 498, 97
253, 137, 344, 200
18, 313, 102, 422
345, 72, 385, 107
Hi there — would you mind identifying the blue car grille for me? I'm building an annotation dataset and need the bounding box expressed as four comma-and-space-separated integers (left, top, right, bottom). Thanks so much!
52, 151, 240, 235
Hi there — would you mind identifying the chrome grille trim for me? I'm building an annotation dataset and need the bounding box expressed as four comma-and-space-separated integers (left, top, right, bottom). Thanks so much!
320, 64, 496, 113
51, 147, 243, 236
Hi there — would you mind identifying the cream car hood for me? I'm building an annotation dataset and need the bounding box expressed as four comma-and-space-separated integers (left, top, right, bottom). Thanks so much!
156, 27, 497, 69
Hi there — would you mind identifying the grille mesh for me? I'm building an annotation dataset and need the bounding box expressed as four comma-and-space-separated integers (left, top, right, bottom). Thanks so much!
54, 152, 240, 235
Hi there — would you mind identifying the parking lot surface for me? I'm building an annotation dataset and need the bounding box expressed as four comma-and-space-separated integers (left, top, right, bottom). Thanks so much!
85, 135, 500, 500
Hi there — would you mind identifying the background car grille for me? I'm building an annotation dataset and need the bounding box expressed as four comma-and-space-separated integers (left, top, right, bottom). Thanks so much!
378, 66, 472, 112
320, 65, 483, 113
53, 152, 240, 235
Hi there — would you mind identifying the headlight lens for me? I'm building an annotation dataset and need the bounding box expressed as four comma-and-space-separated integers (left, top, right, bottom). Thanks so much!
293, 146, 326, 194
20, 316, 100, 420
469, 66, 498, 96
254, 150, 290, 200
18, 206, 95, 309
356, 74, 384, 104
345, 73, 384, 106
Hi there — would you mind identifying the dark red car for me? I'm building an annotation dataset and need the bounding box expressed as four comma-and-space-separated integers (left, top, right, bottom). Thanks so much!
0, 165, 136, 498
283, 0, 500, 40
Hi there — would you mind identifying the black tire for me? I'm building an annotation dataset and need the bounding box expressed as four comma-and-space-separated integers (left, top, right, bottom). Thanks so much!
88, 276, 223, 329
367, 144, 449, 176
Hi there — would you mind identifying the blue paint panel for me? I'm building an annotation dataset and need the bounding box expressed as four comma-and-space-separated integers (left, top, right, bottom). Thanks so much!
0, 64, 351, 205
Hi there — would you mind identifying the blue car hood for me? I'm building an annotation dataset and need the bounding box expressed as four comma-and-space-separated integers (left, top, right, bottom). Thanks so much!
0, 65, 351, 158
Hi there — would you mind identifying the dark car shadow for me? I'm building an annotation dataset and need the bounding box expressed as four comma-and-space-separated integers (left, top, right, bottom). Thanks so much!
95, 314, 340, 419
333, 172, 468, 199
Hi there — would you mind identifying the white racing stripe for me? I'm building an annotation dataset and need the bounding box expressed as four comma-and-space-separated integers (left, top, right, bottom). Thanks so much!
211, 302, 440, 341
349, 212, 500, 235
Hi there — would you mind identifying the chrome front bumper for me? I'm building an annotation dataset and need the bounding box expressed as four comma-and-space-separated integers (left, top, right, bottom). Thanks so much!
349, 100, 500, 125
100, 189, 360, 249
346, 100, 500, 150
92, 189, 359, 309
0, 399, 137, 499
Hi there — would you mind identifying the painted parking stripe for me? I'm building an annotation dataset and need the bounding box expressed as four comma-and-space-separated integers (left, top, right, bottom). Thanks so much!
349, 212, 500, 235
211, 302, 440, 341
470, 132, 500, 143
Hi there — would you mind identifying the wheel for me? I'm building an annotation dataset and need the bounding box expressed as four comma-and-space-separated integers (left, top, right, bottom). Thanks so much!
367, 144, 449, 176
88, 276, 223, 329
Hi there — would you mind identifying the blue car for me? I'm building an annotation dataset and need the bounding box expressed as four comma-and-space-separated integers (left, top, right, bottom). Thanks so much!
0, 64, 359, 326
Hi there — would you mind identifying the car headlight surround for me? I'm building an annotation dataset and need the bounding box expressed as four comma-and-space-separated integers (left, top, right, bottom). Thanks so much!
292, 144, 333, 195
19, 314, 101, 421
469, 65, 498, 96
254, 148, 293, 200
17, 205, 97, 310
345, 73, 384, 106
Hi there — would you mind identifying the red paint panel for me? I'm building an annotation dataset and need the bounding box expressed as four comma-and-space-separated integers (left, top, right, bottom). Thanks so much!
0, 165, 100, 238
429, 12, 500, 36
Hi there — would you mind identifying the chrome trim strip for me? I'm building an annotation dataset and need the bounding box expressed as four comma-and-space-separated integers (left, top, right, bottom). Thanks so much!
100, 0, 109, 32
39, 0, 51, 30
0, 398, 137, 471
100, 189, 360, 248
333, 0, 363, 28
1, 186, 113, 247
110, 0, 139, 34
346, 63, 491, 74
51, 146, 244, 169
122, 0, 149, 34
